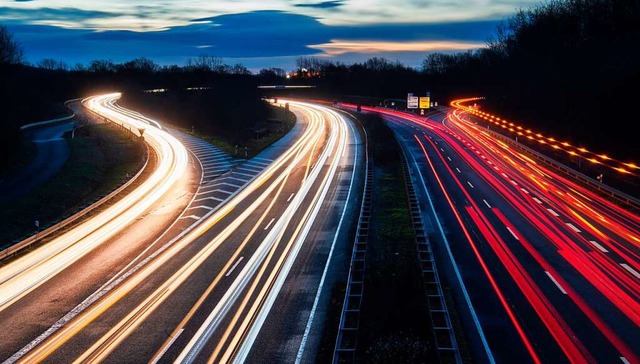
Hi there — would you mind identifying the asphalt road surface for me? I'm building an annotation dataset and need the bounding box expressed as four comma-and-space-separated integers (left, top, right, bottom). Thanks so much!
0, 121, 74, 204
356, 104, 639, 364
0, 98, 365, 364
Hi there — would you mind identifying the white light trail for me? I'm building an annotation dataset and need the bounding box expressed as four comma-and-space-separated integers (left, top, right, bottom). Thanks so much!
0, 93, 188, 313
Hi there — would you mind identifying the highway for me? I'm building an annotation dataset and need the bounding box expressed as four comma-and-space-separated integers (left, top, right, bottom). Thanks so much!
0, 97, 363, 364
0, 120, 75, 205
354, 103, 639, 363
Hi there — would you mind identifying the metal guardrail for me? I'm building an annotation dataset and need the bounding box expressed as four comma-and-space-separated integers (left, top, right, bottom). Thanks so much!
332, 125, 372, 364
19, 98, 82, 130
454, 110, 640, 212
1, 100, 150, 260
400, 146, 462, 364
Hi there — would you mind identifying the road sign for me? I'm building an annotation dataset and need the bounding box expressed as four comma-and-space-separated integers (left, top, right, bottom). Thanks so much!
419, 96, 430, 109
407, 96, 419, 109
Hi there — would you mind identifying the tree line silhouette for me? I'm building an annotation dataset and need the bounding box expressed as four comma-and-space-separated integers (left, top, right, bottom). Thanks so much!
1, 0, 638, 174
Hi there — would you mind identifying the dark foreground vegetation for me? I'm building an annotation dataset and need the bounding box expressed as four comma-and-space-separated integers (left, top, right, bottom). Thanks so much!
120, 88, 296, 158
271, 0, 640, 164
1, 0, 638, 178
0, 122, 143, 248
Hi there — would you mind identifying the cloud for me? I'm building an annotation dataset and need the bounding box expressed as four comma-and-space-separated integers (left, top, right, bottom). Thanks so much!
308, 40, 484, 55
295, 1, 345, 9
8, 10, 499, 69
0, 7, 116, 23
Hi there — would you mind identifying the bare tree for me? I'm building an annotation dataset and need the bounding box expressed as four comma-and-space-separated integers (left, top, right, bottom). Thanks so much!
37, 58, 67, 70
185, 54, 224, 72
0, 25, 24, 64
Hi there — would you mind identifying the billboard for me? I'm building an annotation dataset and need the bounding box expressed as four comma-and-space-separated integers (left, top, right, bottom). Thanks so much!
407, 96, 419, 109
419, 96, 430, 109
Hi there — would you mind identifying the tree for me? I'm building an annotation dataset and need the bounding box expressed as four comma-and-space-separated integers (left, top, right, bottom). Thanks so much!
118, 57, 158, 74
184, 54, 224, 72
0, 25, 24, 64
38, 58, 67, 71
88, 59, 116, 73
258, 67, 286, 78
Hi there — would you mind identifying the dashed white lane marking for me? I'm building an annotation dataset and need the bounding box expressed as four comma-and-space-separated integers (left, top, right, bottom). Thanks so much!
232, 171, 254, 178
236, 166, 262, 173
589, 240, 609, 253
456, 168, 461, 173
545, 271, 567, 294
467, 181, 474, 188
198, 187, 233, 195
620, 357, 630, 364
218, 182, 242, 189
501, 173, 508, 178
203, 163, 231, 170
287, 193, 295, 202
547, 208, 559, 216
264, 218, 275, 230
520, 188, 529, 194
194, 196, 224, 203
226, 176, 249, 183
532, 197, 543, 204
620, 263, 640, 279
566, 223, 581, 233
447, 156, 451, 161
181, 215, 201, 220
483, 199, 492, 209
506, 227, 519, 240
187, 205, 213, 211
225, 257, 244, 277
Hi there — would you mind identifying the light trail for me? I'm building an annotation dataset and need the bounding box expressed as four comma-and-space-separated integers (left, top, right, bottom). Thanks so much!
175, 102, 351, 363
15, 100, 355, 364
0, 93, 188, 313
335, 100, 640, 361
450, 97, 639, 176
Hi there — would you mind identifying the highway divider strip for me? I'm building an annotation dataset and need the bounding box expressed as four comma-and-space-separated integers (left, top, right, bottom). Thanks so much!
1, 100, 150, 260
332, 122, 372, 363
400, 145, 463, 363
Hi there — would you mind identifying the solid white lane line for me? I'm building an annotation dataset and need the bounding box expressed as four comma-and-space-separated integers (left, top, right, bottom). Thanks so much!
225, 257, 244, 277
545, 271, 567, 294
620, 263, 640, 279
264, 218, 275, 230
150, 329, 184, 364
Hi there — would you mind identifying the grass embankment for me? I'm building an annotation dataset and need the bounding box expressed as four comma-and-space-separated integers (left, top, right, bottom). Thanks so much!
356, 114, 437, 363
191, 104, 296, 159
0, 122, 144, 248
120, 89, 296, 159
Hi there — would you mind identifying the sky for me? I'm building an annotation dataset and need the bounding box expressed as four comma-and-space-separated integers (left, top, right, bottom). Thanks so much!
1, 0, 539, 72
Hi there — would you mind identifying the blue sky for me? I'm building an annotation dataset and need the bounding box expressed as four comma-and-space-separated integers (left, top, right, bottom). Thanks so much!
1, 0, 539, 71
